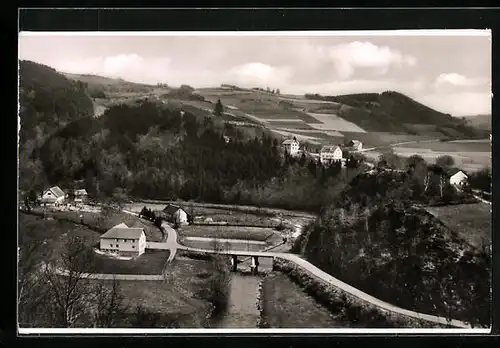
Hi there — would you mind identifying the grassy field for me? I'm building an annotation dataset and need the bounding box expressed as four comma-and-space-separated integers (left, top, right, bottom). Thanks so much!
424, 203, 491, 248
261, 273, 344, 328
32, 208, 164, 242
392, 147, 491, 172
306, 112, 366, 133
92, 249, 171, 275
190, 206, 280, 226
92, 256, 217, 327
178, 225, 276, 242
19, 212, 101, 260
396, 140, 491, 152
344, 132, 438, 148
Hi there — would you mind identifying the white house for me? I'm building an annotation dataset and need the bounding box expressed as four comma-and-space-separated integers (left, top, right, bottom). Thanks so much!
163, 204, 190, 225
450, 170, 468, 187
73, 189, 88, 204
40, 186, 65, 206
282, 137, 300, 156
349, 140, 363, 151
320, 145, 344, 165
223, 135, 231, 144
100, 223, 146, 257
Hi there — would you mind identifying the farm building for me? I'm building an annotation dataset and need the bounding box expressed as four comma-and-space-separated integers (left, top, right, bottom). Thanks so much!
320, 145, 345, 165
40, 186, 65, 207
163, 204, 191, 225
348, 140, 363, 151
100, 223, 146, 257
282, 137, 300, 156
73, 189, 88, 204
450, 170, 469, 187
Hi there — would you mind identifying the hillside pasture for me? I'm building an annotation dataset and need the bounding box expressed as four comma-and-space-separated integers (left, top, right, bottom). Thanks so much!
395, 140, 491, 153
306, 112, 367, 133
343, 132, 438, 148
266, 120, 316, 130
271, 129, 322, 144
402, 123, 447, 138
424, 203, 491, 249
391, 147, 491, 172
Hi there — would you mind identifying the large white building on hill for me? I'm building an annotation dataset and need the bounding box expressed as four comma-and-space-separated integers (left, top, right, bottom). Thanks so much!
282, 137, 300, 156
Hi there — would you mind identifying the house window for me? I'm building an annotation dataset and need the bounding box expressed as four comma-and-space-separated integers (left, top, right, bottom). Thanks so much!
116, 239, 119, 242
117, 244, 120, 248
132, 245, 135, 249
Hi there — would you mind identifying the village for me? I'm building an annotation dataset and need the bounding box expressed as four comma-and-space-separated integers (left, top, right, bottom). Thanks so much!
22, 134, 479, 269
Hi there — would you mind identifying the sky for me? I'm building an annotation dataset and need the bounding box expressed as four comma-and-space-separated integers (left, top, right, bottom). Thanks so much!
18, 31, 491, 116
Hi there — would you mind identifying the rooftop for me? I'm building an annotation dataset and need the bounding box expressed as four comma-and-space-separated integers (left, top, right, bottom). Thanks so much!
45, 186, 65, 198
320, 145, 342, 153
100, 222, 144, 239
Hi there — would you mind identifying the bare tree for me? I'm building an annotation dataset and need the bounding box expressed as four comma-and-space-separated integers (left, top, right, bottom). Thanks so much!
91, 277, 127, 328
40, 236, 96, 327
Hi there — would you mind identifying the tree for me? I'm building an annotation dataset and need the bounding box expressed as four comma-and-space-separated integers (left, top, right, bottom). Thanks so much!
435, 155, 455, 168
214, 99, 223, 117
91, 276, 127, 328
40, 236, 97, 327
276, 88, 280, 95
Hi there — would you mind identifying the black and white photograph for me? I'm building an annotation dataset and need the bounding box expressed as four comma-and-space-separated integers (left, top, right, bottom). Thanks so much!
17, 30, 492, 333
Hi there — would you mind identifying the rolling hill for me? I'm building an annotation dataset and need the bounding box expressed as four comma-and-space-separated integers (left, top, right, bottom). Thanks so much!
463, 114, 491, 131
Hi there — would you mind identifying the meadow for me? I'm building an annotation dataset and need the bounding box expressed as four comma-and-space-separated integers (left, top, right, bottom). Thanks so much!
305, 112, 366, 133
424, 203, 491, 249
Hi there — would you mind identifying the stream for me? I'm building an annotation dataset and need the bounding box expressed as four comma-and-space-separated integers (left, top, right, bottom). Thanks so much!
210, 258, 273, 328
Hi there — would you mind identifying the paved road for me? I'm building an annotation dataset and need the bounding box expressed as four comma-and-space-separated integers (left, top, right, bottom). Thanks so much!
146, 223, 471, 328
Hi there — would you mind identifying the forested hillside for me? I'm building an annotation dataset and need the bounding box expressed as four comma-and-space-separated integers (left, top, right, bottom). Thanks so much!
21, 93, 364, 211
304, 91, 489, 138
293, 165, 490, 327
19, 60, 95, 144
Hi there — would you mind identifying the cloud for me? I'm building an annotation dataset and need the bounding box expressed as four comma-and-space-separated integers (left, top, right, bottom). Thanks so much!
419, 91, 491, 116
57, 54, 171, 84
434, 73, 489, 88
226, 62, 292, 87
323, 41, 417, 79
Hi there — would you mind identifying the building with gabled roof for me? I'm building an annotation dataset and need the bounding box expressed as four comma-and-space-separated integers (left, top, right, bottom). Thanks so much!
100, 222, 146, 257
162, 204, 191, 225
40, 186, 66, 206
282, 137, 300, 156
320, 145, 344, 165
449, 170, 468, 187
348, 140, 363, 151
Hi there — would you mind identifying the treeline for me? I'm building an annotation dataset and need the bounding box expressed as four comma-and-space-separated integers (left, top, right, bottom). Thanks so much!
21, 98, 364, 213
293, 155, 490, 327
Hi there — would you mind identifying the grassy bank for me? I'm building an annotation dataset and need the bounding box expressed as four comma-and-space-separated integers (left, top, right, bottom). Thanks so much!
273, 258, 450, 328
260, 272, 345, 328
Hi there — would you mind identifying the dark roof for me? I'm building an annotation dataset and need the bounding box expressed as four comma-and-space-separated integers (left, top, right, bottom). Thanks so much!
163, 204, 183, 214
100, 223, 145, 239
